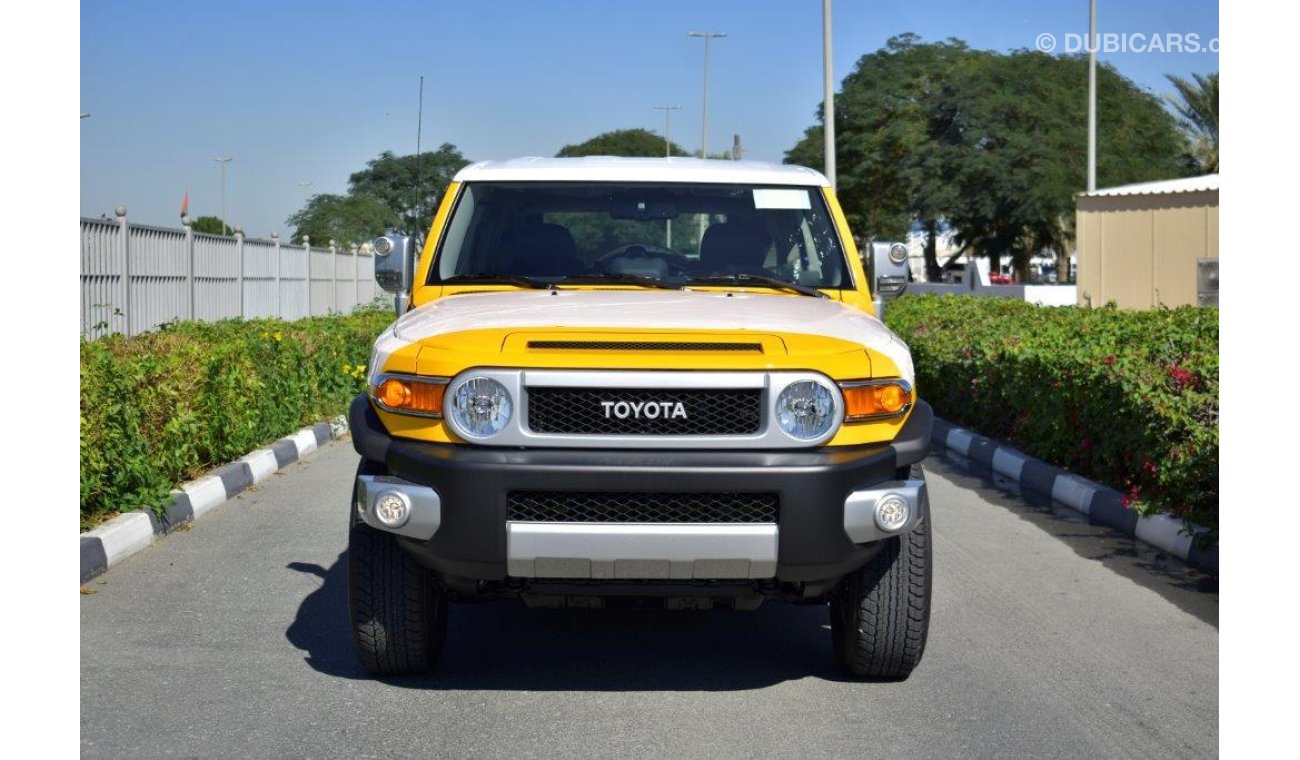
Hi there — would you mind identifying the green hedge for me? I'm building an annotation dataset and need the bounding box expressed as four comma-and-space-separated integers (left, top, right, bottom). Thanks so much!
885, 295, 1218, 534
80, 310, 392, 529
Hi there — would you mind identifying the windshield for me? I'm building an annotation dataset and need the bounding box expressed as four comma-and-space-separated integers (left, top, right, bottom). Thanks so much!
430, 182, 851, 290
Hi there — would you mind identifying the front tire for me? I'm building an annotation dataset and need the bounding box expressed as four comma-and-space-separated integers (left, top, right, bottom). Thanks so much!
830, 464, 932, 679
348, 459, 448, 675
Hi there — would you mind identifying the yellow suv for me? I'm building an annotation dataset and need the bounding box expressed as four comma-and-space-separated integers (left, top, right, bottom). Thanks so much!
349, 157, 932, 679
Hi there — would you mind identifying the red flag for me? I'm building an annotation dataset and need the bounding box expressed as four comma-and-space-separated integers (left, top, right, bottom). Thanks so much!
180, 190, 190, 218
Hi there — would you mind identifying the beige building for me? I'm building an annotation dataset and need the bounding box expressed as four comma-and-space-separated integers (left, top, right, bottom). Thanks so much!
1075, 175, 1219, 308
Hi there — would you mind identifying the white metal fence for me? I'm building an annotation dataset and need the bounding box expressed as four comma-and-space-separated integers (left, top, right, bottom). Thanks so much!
81, 208, 379, 339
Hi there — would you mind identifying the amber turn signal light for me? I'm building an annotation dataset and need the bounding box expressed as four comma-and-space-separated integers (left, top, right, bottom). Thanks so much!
841, 380, 913, 421
373, 375, 447, 417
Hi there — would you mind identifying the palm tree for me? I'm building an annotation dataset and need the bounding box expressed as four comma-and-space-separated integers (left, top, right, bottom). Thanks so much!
1166, 73, 1218, 173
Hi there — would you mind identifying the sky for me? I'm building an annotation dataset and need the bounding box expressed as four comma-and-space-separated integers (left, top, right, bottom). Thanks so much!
79, 0, 1219, 238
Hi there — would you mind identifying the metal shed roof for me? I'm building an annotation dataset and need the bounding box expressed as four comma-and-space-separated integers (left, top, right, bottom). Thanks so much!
1077, 174, 1219, 198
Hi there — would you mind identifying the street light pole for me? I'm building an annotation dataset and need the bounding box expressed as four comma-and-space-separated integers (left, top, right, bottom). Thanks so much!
213, 157, 233, 234
687, 31, 727, 159
822, 0, 836, 188
653, 105, 683, 248
652, 105, 682, 157
1087, 0, 1097, 192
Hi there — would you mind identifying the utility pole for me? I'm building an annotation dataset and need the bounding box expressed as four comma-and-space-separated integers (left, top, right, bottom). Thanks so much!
654, 105, 683, 248
653, 105, 682, 156
213, 157, 233, 234
1087, 0, 1097, 192
687, 31, 727, 159
822, 0, 836, 187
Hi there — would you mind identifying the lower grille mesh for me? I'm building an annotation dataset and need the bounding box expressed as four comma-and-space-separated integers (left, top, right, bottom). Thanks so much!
507, 492, 779, 524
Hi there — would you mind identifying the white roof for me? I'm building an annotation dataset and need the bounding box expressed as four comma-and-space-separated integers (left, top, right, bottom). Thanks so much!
453, 156, 831, 187
1078, 174, 1219, 198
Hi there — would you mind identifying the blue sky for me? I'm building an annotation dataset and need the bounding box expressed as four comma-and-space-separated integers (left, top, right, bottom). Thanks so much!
79, 0, 1218, 237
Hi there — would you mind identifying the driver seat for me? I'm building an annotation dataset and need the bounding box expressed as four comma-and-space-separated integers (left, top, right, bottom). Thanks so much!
697, 221, 771, 275
504, 222, 581, 277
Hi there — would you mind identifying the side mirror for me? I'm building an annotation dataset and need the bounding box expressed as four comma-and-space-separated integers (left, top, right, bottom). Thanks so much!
872, 242, 910, 299
373, 234, 416, 315
866, 241, 910, 320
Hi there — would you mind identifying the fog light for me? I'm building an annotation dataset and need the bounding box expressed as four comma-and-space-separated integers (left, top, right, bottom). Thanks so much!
874, 494, 911, 532
373, 490, 411, 528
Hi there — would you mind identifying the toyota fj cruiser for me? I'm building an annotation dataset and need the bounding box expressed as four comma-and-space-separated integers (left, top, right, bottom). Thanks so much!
350, 157, 930, 679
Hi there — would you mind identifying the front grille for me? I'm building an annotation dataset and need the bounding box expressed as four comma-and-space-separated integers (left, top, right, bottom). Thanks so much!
528, 341, 762, 353
526, 387, 762, 436
507, 492, 779, 523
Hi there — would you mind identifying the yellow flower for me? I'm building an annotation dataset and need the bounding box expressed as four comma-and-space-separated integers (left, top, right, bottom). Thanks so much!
341, 363, 352, 373
273, 331, 283, 342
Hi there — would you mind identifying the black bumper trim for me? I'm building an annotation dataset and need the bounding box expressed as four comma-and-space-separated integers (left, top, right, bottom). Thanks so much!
349, 393, 932, 583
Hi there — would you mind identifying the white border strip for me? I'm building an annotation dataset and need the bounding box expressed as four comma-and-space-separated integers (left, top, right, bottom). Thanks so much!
946, 428, 974, 456
182, 476, 229, 518
1135, 513, 1195, 560
991, 448, 1027, 481
1051, 474, 1098, 516
240, 449, 280, 484
290, 429, 318, 458
88, 512, 155, 567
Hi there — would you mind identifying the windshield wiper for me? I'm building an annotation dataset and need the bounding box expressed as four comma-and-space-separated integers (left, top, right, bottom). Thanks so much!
440, 273, 551, 289
687, 274, 829, 299
556, 274, 681, 290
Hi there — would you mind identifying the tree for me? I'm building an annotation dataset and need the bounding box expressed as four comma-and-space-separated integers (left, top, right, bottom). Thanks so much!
1166, 72, 1218, 173
786, 34, 969, 280
557, 128, 691, 158
287, 144, 471, 246
191, 215, 231, 236
786, 36, 1189, 281
286, 193, 395, 247
936, 50, 1186, 279
347, 144, 471, 240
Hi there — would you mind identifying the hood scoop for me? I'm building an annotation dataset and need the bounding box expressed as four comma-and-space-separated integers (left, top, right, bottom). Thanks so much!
527, 340, 763, 353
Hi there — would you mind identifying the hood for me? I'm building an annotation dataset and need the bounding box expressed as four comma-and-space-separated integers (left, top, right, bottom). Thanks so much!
374, 289, 913, 382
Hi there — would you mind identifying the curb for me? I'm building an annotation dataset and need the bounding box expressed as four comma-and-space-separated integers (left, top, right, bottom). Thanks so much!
80, 416, 349, 584
931, 417, 1218, 576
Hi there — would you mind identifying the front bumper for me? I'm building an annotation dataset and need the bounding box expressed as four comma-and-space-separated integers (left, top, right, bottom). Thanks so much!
350, 393, 932, 584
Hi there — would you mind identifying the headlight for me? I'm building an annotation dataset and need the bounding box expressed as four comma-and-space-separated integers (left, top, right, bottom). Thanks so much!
775, 381, 836, 440
449, 376, 513, 438
888, 243, 908, 265
373, 236, 394, 256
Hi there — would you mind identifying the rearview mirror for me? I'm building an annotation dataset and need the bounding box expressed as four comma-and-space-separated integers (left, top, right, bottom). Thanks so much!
373, 233, 416, 315
609, 198, 679, 221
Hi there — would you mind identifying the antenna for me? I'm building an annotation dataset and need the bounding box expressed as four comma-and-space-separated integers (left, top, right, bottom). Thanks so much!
415, 75, 424, 243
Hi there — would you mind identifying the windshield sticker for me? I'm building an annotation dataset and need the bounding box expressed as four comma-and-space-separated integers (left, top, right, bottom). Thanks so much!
752, 188, 811, 210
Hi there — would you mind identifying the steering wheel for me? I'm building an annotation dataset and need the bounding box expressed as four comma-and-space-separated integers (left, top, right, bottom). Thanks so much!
596, 244, 694, 278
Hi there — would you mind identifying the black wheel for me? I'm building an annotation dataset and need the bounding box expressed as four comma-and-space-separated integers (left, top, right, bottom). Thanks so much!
348, 459, 448, 675
830, 464, 932, 680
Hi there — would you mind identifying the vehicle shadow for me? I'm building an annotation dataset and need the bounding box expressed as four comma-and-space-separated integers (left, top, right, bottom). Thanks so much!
925, 452, 1218, 627
285, 553, 856, 690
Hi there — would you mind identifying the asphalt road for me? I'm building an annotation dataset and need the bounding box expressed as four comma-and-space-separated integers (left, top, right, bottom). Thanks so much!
81, 439, 1217, 759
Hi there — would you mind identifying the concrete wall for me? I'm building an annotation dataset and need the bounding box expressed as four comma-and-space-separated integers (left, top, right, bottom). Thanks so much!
1075, 190, 1218, 309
